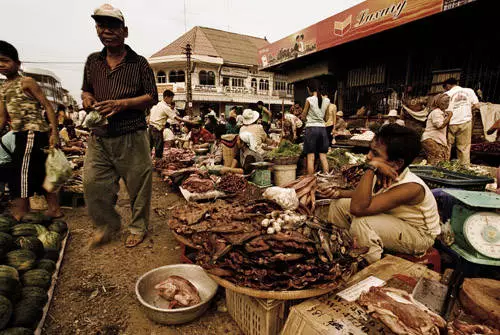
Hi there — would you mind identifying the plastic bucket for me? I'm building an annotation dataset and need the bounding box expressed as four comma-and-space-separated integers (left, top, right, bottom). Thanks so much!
273, 164, 297, 187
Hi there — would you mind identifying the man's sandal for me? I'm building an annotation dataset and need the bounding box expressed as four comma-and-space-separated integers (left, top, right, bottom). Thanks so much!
125, 232, 146, 248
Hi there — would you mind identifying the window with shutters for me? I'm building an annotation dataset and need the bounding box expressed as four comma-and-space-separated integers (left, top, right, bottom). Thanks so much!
157, 71, 166, 83
231, 78, 244, 87
169, 70, 185, 83
259, 79, 269, 91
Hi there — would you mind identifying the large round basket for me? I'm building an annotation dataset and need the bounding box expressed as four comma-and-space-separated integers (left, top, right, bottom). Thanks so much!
207, 274, 338, 300
271, 156, 301, 165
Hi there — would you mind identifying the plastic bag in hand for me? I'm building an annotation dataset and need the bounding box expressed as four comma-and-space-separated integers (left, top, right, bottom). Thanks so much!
43, 148, 73, 193
83, 110, 108, 129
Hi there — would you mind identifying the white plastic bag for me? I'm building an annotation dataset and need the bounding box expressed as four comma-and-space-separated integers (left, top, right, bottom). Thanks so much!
263, 186, 299, 210
43, 148, 73, 193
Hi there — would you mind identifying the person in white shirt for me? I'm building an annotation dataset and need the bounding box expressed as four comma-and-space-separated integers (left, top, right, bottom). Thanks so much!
301, 79, 330, 174
162, 122, 175, 150
149, 89, 183, 158
383, 109, 405, 127
443, 78, 479, 165
77, 109, 87, 128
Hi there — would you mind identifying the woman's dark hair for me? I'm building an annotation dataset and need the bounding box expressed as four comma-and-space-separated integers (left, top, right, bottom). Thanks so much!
307, 79, 322, 108
375, 124, 421, 168
214, 124, 226, 140
0, 41, 19, 63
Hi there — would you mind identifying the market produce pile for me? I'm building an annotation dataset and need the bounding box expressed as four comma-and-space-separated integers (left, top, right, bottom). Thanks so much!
471, 141, 500, 153
154, 148, 195, 171
181, 172, 216, 193
216, 174, 247, 194
168, 200, 364, 291
358, 286, 446, 335
341, 164, 367, 189
267, 140, 302, 161
281, 175, 318, 213
0, 212, 67, 333
326, 149, 365, 172
433, 160, 489, 178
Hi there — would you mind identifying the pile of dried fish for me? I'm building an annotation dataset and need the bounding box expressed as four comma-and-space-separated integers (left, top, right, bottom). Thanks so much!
168, 200, 364, 291
216, 174, 247, 194
282, 175, 317, 213
181, 173, 215, 193
154, 148, 195, 170
342, 164, 367, 189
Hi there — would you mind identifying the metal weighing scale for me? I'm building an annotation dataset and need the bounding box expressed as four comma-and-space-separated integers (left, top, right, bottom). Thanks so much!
249, 162, 273, 188
444, 189, 500, 266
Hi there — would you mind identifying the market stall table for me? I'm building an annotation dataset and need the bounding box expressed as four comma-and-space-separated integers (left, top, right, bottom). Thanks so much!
281, 255, 440, 335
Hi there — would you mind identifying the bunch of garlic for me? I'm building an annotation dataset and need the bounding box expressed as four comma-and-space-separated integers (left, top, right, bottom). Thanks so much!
261, 210, 306, 234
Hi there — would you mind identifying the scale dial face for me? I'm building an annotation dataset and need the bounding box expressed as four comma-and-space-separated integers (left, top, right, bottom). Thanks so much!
463, 212, 500, 259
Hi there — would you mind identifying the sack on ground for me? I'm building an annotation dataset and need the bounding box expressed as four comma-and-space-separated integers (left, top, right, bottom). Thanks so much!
43, 148, 72, 193
263, 186, 299, 210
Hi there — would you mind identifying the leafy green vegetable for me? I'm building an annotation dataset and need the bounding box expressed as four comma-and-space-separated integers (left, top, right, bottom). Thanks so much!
268, 140, 302, 159
436, 160, 487, 177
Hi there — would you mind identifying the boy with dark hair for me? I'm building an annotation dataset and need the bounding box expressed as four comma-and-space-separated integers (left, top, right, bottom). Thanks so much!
0, 40, 61, 220
327, 124, 440, 263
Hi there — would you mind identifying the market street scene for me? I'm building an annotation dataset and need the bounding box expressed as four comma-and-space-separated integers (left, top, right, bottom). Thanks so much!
0, 0, 499, 334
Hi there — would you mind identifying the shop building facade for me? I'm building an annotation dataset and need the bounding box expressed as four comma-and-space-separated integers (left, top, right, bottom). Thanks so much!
149, 26, 294, 117
259, 0, 496, 120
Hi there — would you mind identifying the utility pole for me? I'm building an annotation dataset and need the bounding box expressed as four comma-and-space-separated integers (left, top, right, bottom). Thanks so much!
183, 43, 193, 117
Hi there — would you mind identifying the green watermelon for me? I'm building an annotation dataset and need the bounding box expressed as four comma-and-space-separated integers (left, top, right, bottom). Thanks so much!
21, 270, 51, 290
37, 231, 61, 251
14, 237, 44, 258
47, 220, 68, 237
35, 260, 56, 275
0, 233, 13, 258
0, 328, 34, 335
31, 225, 47, 236
0, 266, 19, 281
5, 250, 36, 272
0, 215, 16, 227
0, 223, 11, 234
10, 225, 37, 238
10, 300, 42, 329
0, 277, 18, 301
20, 287, 47, 309
20, 213, 50, 225
0, 295, 13, 330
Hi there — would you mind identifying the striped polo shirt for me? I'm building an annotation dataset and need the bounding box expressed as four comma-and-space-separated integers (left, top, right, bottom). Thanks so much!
82, 45, 158, 137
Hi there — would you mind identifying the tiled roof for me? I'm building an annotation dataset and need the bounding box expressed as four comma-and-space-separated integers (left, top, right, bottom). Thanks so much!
150, 26, 269, 66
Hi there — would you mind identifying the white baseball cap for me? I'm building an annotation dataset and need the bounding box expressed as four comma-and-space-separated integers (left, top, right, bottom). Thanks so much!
92, 4, 125, 23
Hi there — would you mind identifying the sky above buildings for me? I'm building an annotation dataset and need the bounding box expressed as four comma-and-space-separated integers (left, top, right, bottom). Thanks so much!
1, 0, 362, 103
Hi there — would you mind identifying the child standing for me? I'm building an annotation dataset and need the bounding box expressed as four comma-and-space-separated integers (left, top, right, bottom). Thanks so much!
0, 41, 61, 220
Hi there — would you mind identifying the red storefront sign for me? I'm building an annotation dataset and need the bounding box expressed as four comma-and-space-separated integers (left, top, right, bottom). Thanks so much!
258, 0, 444, 68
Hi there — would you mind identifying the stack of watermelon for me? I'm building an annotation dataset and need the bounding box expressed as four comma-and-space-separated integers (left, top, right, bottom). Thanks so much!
0, 212, 67, 334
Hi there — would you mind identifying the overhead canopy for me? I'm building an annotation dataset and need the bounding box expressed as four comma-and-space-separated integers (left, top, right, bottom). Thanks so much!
259, 0, 476, 70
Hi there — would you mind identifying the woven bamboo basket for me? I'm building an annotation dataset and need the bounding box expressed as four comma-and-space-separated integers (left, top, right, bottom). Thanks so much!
207, 274, 336, 300
271, 155, 301, 166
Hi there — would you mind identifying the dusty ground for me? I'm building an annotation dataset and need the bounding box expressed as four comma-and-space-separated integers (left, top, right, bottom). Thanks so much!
42, 175, 243, 335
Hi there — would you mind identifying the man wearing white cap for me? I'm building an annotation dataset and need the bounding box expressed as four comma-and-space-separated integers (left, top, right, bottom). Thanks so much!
81, 4, 157, 248
383, 109, 405, 127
